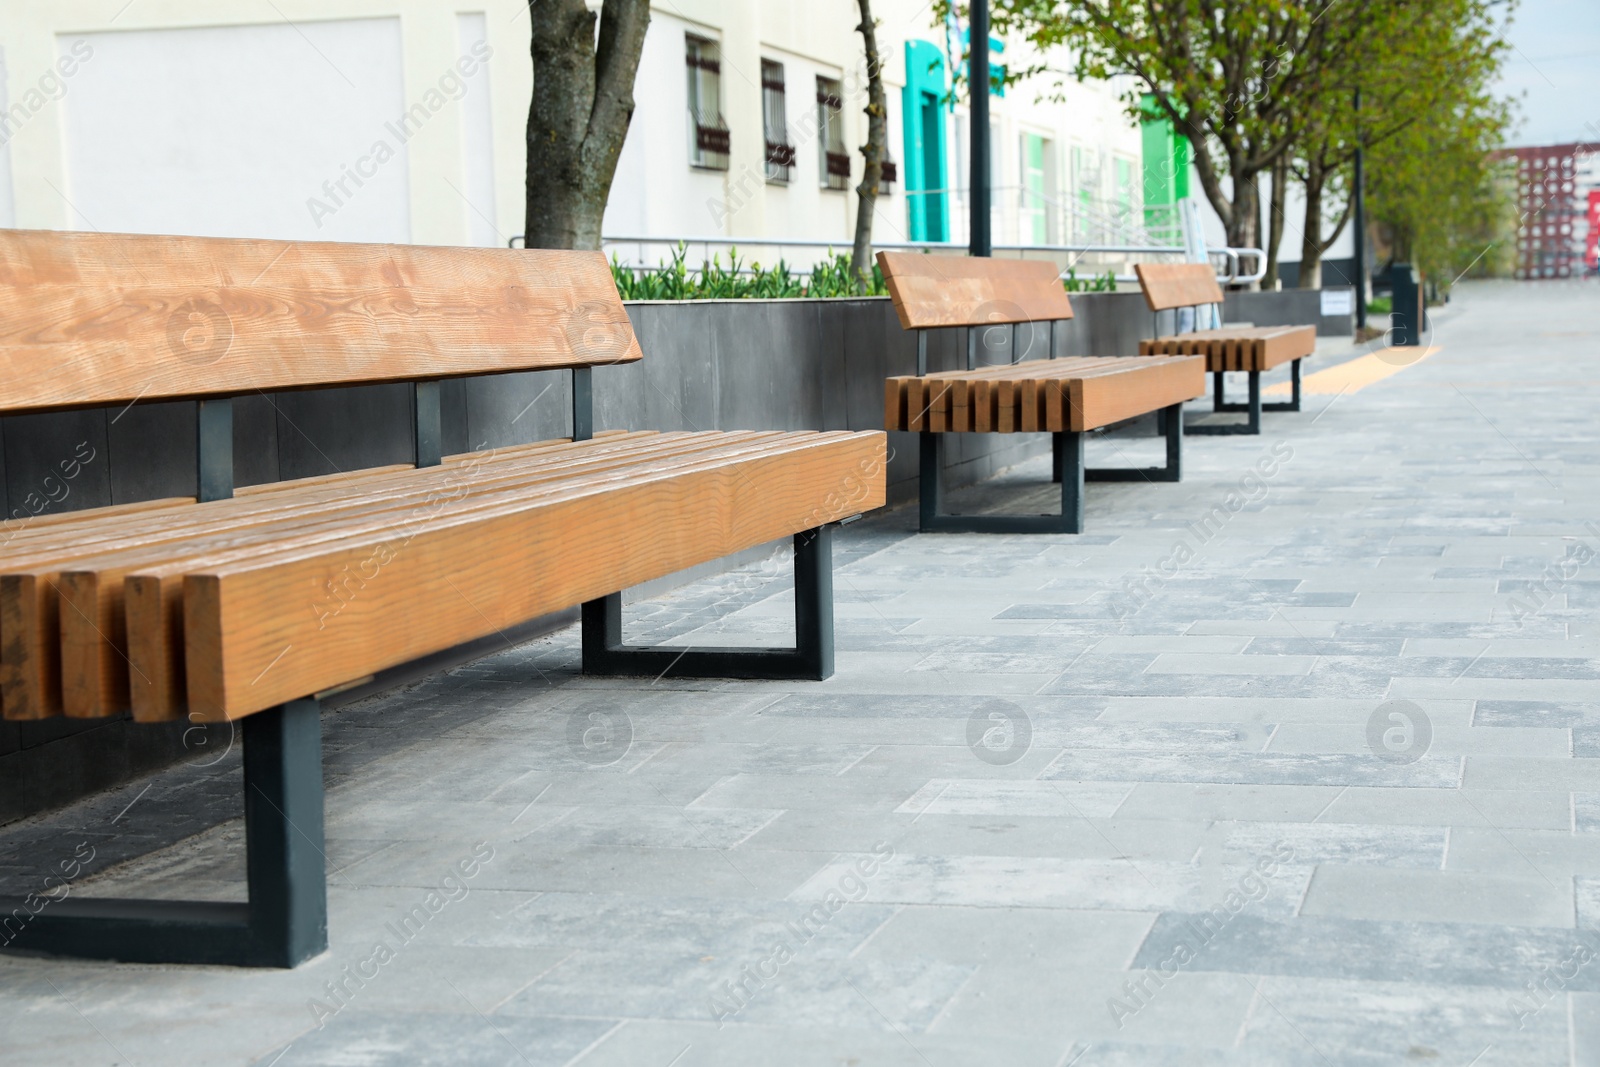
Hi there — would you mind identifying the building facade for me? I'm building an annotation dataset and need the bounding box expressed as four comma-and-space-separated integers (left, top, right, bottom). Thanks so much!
0, 0, 1153, 263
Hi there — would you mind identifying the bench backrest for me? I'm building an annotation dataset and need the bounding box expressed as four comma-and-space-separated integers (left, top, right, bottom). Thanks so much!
1134, 262, 1225, 312
0, 229, 642, 413
877, 251, 1074, 329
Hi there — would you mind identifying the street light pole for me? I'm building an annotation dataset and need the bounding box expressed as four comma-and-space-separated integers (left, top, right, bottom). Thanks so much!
1352, 87, 1367, 331
969, 0, 991, 257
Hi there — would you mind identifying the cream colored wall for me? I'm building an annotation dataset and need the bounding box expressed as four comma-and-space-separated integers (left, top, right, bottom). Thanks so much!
0, 0, 531, 244
0, 0, 1145, 248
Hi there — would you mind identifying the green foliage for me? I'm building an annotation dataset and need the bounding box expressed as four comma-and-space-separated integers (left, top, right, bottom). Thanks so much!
1063, 268, 1117, 293
1292, 0, 1513, 286
610, 245, 888, 300
1366, 296, 1392, 316
1363, 40, 1518, 285
947, 0, 1368, 247
937, 0, 1517, 286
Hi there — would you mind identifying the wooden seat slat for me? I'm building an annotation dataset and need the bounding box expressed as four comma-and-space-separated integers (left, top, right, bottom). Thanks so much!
0, 431, 706, 721
0, 459, 466, 547
0, 433, 666, 565
53, 432, 791, 719
114, 431, 862, 723
1139, 325, 1314, 372
2, 432, 786, 720
0, 496, 195, 535
0, 230, 642, 412
153, 431, 885, 721
885, 356, 1204, 434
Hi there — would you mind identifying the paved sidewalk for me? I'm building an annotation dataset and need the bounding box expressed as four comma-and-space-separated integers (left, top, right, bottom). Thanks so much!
3, 279, 1599, 1066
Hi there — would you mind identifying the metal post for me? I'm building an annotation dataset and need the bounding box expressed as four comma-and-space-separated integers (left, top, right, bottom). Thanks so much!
196, 398, 234, 502
916, 331, 928, 376
792, 526, 834, 680
920, 431, 943, 529
966, 327, 976, 370
1164, 402, 1183, 478
1353, 87, 1367, 331
571, 366, 594, 442
413, 382, 442, 468
969, 0, 991, 258
1056, 431, 1083, 534
1247, 372, 1262, 434
243, 698, 327, 967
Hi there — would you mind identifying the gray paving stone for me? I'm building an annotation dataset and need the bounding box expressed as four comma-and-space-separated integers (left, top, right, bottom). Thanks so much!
4, 282, 1599, 1065
1132, 911, 1600, 990
266, 1012, 618, 1066
1040, 751, 1463, 788
1221, 822, 1447, 869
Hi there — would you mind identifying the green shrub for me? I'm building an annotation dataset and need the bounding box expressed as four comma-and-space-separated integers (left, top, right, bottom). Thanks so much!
610, 245, 887, 300
1367, 295, 1392, 316
609, 245, 1117, 300
1063, 267, 1117, 293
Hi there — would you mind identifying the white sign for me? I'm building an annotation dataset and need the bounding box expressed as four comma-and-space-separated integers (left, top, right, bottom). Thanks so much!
1320, 288, 1355, 316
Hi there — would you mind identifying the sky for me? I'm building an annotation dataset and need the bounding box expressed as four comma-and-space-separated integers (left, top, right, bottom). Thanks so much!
1493, 0, 1600, 147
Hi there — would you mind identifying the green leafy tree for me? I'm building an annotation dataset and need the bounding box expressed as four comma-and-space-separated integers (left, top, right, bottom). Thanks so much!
1365, 85, 1516, 283
950, 0, 1375, 251
1286, 0, 1512, 288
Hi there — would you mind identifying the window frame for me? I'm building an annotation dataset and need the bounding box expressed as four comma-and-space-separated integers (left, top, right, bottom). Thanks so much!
816, 76, 849, 191
761, 59, 794, 184
685, 34, 730, 171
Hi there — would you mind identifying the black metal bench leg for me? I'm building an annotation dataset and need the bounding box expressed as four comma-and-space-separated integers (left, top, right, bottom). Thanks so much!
0, 699, 327, 967
1058, 430, 1084, 534
1166, 402, 1183, 477
917, 429, 1082, 534
921, 431, 944, 527
1084, 402, 1183, 484
582, 526, 835, 681
1261, 358, 1303, 412
1188, 371, 1264, 435
1212, 371, 1225, 413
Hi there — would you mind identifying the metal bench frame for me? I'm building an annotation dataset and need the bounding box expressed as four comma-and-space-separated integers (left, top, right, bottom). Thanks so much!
1151, 307, 1304, 437
912, 324, 1183, 535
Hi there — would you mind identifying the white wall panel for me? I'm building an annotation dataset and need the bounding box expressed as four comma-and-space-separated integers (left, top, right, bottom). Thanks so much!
58, 18, 408, 242
455, 12, 498, 247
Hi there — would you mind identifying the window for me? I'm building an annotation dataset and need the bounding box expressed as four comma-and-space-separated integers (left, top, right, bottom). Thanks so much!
686, 35, 729, 170
1071, 145, 1100, 242
1113, 155, 1136, 228
761, 60, 794, 183
1021, 133, 1048, 244
816, 76, 849, 190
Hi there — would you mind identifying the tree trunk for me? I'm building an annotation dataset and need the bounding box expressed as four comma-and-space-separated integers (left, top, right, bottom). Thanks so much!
1264, 156, 1289, 289
1297, 160, 1327, 289
1216, 153, 1260, 252
849, 0, 888, 286
525, 0, 651, 250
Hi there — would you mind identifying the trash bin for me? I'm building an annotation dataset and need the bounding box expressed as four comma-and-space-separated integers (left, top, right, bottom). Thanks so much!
1389, 264, 1425, 346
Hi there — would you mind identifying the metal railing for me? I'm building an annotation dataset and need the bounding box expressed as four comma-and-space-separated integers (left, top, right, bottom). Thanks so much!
591, 233, 1266, 287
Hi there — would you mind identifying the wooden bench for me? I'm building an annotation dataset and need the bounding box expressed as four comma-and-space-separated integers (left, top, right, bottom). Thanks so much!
878, 252, 1205, 534
0, 229, 885, 967
1134, 262, 1316, 435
